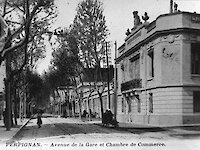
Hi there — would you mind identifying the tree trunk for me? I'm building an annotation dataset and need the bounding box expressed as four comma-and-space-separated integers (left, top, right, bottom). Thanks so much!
87, 97, 91, 121
10, 77, 14, 127
72, 100, 76, 118
14, 88, 18, 126
5, 80, 11, 130
79, 99, 82, 120
5, 54, 12, 130
98, 92, 104, 123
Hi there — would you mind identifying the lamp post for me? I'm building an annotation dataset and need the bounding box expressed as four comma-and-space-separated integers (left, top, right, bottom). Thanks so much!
113, 41, 118, 119
105, 42, 111, 109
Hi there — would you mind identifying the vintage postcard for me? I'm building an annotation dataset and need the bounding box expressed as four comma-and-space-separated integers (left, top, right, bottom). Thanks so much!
0, 0, 200, 150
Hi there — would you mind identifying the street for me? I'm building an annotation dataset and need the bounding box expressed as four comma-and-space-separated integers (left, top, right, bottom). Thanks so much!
1, 115, 200, 150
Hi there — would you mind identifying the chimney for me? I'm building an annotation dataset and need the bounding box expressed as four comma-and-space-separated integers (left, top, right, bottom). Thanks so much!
170, 0, 173, 13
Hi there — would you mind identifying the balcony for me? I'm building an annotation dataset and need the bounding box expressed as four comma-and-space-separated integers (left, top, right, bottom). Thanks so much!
121, 79, 142, 92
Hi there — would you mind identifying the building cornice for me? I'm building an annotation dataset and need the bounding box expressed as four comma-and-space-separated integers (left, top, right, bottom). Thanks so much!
156, 11, 200, 21
116, 28, 200, 63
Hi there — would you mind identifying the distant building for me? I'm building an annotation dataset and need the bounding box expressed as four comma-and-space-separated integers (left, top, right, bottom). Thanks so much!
73, 67, 114, 118
116, 10, 200, 125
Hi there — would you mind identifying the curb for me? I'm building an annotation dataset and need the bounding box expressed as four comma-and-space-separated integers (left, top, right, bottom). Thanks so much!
19, 118, 32, 131
11, 117, 32, 140
94, 122, 168, 131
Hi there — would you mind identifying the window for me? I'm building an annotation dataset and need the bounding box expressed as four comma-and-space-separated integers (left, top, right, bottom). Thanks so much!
149, 93, 153, 113
136, 95, 141, 113
148, 48, 154, 78
129, 54, 140, 79
0, 93, 3, 101
193, 91, 200, 113
191, 43, 200, 74
122, 98, 125, 113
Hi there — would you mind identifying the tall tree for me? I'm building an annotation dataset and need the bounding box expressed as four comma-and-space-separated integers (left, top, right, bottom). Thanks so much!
48, 29, 82, 117
71, 0, 109, 121
26, 70, 51, 113
0, 0, 57, 130
51, 30, 81, 82
72, 0, 109, 68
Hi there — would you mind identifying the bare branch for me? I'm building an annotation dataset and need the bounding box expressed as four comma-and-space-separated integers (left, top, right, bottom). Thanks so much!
4, 7, 15, 16
5, 20, 23, 25
6, 1, 24, 13
2, 0, 7, 17
1, 1, 42, 60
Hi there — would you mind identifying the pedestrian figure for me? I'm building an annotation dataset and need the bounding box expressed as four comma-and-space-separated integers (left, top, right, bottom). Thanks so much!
107, 109, 113, 121
102, 110, 109, 126
82, 110, 88, 117
102, 109, 118, 127
37, 112, 42, 128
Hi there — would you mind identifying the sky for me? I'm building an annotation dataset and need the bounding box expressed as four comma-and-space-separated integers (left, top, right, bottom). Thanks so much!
36, 0, 200, 74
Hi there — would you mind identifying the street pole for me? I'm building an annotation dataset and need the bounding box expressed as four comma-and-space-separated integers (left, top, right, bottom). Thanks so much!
113, 41, 118, 120
106, 42, 111, 109
24, 90, 26, 119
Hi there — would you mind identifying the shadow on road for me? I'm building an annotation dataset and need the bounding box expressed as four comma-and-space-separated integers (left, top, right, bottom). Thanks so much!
11, 121, 128, 142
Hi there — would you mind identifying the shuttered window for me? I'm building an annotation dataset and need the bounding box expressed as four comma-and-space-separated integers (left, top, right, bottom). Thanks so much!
193, 91, 200, 113
148, 48, 154, 78
191, 43, 200, 74
149, 93, 153, 113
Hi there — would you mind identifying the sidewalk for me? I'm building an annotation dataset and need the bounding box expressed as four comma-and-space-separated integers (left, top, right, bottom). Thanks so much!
81, 117, 200, 136
0, 118, 30, 144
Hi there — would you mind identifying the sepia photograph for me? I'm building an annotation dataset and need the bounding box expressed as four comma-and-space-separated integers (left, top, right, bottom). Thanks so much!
0, 0, 200, 149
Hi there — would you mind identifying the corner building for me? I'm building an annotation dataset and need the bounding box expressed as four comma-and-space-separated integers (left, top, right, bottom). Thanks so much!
116, 11, 200, 125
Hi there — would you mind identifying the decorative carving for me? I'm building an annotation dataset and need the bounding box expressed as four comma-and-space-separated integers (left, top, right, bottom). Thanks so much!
126, 29, 131, 36
163, 48, 173, 58
142, 12, 149, 22
170, 0, 173, 13
133, 11, 142, 28
174, 2, 178, 12
161, 34, 180, 42
162, 47, 179, 64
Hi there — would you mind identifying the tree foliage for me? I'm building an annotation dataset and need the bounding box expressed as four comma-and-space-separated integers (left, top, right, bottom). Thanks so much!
1, 0, 57, 107
0, 0, 57, 69
0, 1, 57, 129
72, 0, 109, 68
49, 29, 82, 88
26, 69, 51, 107
71, 0, 110, 120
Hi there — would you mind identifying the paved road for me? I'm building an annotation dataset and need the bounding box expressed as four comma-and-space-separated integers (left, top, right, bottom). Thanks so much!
13, 117, 129, 140
3, 117, 200, 150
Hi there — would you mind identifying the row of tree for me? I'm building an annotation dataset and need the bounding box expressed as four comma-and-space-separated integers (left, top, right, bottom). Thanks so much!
0, 0, 57, 130
0, 0, 111, 130
46, 0, 110, 120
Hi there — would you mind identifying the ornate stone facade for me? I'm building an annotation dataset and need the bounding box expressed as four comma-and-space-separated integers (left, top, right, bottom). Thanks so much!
116, 11, 200, 125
